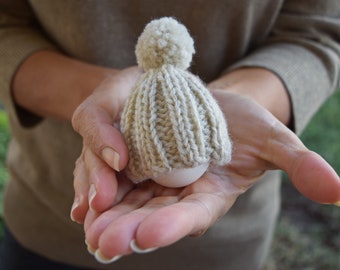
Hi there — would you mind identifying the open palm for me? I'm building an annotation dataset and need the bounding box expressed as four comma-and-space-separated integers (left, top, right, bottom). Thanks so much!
80, 90, 340, 262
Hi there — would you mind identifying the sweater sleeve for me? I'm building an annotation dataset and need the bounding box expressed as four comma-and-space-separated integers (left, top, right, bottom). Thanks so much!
228, 0, 340, 134
0, 0, 56, 126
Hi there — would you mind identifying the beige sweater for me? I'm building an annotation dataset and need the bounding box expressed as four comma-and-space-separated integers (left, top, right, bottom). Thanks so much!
0, 0, 339, 269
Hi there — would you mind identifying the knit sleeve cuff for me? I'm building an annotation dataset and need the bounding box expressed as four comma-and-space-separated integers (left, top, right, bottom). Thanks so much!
0, 27, 56, 127
227, 42, 339, 135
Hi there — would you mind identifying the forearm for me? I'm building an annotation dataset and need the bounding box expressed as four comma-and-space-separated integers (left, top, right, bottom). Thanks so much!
208, 68, 292, 126
12, 50, 118, 122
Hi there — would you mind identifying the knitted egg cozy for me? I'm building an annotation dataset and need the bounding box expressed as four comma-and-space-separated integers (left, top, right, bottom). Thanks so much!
120, 17, 232, 186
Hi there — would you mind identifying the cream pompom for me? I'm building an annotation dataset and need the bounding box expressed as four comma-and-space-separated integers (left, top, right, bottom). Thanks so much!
135, 17, 195, 70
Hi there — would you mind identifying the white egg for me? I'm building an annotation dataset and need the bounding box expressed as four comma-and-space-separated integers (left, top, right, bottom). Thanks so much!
152, 162, 209, 188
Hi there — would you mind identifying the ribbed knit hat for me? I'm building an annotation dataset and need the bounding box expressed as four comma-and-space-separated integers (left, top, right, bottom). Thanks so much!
120, 17, 232, 187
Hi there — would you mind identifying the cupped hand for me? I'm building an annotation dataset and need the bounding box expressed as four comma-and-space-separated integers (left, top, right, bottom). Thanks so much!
71, 66, 142, 224
212, 90, 340, 203
84, 171, 242, 263
83, 90, 340, 263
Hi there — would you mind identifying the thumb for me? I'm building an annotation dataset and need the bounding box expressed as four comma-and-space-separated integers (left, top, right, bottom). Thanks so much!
72, 92, 129, 172
266, 122, 340, 204
72, 66, 142, 170
286, 150, 340, 204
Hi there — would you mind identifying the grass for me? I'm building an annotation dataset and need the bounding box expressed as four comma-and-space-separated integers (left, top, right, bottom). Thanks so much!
0, 90, 340, 269
0, 110, 9, 240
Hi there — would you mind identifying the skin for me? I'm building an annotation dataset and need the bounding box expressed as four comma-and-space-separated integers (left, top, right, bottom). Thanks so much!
12, 50, 340, 261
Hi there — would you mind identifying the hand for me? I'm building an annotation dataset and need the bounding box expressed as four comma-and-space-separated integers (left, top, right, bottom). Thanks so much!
212, 90, 340, 203
70, 66, 142, 223
82, 90, 340, 263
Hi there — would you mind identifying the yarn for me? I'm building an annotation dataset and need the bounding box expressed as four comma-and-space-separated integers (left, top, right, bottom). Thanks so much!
120, 17, 232, 187
135, 17, 195, 70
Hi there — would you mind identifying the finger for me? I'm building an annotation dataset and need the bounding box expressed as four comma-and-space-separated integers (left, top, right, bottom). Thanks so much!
85, 185, 160, 255
133, 177, 240, 251
83, 148, 118, 212
284, 150, 340, 204
96, 196, 179, 259
132, 197, 229, 251
84, 208, 100, 233
72, 103, 128, 172
71, 67, 142, 172
265, 121, 340, 204
85, 205, 135, 253
111, 173, 136, 205
71, 155, 90, 223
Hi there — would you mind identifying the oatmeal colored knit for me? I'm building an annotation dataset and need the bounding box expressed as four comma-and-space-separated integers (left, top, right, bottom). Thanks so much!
120, 17, 232, 184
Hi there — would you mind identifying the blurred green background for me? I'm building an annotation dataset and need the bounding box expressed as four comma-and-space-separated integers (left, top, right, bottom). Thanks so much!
0, 90, 340, 269
0, 110, 9, 241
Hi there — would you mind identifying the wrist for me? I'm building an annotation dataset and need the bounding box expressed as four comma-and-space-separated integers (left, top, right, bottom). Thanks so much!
208, 68, 292, 126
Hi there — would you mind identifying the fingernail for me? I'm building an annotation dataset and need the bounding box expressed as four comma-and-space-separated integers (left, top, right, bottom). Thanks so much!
94, 249, 122, 264
85, 240, 96, 255
190, 229, 207, 237
130, 239, 158, 254
102, 147, 120, 172
334, 201, 340, 207
88, 184, 97, 210
70, 197, 81, 222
